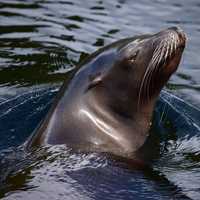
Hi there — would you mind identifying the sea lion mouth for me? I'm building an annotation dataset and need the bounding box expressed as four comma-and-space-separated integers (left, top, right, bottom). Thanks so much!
138, 27, 186, 108
152, 26, 186, 65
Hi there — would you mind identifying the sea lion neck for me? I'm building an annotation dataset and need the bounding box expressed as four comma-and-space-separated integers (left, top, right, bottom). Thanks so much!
88, 67, 157, 123
87, 89, 154, 131
83, 93, 153, 154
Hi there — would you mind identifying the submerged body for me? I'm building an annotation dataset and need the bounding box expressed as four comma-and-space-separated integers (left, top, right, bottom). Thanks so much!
27, 27, 186, 158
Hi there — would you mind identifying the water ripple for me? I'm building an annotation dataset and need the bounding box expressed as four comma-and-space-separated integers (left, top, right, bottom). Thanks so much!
0, 0, 200, 199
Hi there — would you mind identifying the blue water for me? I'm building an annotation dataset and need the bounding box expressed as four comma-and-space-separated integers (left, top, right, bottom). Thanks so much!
0, 0, 200, 199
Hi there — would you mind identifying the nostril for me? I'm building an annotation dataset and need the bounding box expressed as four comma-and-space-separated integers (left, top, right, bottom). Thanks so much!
169, 26, 179, 32
169, 26, 187, 42
168, 26, 183, 33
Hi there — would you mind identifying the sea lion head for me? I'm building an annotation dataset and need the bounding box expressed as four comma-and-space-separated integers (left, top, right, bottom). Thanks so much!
87, 27, 186, 118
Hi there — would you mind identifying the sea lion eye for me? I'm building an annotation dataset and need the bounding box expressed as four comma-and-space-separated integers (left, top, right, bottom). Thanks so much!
129, 50, 139, 63
86, 72, 102, 91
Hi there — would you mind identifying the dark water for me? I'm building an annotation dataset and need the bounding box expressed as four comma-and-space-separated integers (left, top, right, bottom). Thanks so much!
0, 0, 200, 199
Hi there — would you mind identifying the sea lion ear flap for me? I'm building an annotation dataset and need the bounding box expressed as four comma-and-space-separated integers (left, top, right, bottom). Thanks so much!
86, 72, 103, 91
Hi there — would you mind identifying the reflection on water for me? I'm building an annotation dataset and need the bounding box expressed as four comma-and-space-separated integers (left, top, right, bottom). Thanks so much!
0, 0, 200, 199
0, 144, 193, 200
0, 85, 59, 150
153, 91, 200, 200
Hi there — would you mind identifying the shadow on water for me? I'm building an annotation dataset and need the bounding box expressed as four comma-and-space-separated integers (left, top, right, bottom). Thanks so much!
0, 0, 200, 199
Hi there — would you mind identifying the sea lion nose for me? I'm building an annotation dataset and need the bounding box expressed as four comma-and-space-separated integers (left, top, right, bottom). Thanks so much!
168, 26, 187, 44
168, 26, 181, 32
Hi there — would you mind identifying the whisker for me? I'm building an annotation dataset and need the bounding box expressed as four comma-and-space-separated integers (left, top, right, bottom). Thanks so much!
137, 30, 180, 110
146, 67, 155, 103
159, 94, 174, 125
138, 66, 150, 108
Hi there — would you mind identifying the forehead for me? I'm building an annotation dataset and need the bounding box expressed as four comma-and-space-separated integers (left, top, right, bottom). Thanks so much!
88, 50, 116, 74
118, 36, 151, 56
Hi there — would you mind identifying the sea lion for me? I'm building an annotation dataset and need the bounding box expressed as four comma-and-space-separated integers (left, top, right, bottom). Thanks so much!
27, 27, 186, 158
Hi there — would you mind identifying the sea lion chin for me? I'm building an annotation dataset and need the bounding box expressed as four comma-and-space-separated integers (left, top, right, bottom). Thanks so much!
27, 27, 186, 158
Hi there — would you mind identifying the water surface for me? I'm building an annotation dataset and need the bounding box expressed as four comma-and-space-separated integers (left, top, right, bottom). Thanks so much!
0, 0, 200, 199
